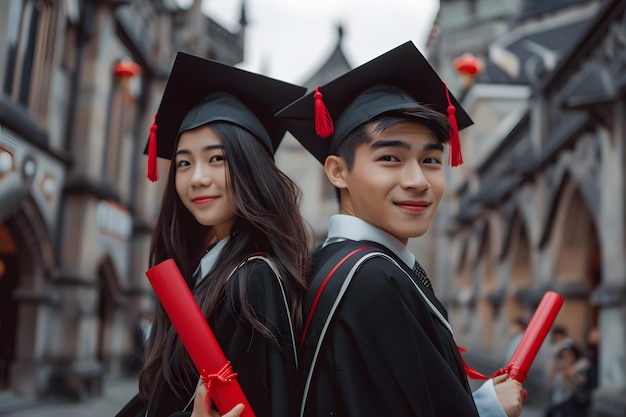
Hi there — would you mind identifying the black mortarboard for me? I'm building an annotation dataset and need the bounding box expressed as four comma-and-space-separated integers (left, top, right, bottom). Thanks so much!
275, 41, 473, 166
145, 52, 306, 181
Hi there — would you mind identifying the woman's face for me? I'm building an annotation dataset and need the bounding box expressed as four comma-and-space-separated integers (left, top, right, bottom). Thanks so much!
174, 125, 236, 241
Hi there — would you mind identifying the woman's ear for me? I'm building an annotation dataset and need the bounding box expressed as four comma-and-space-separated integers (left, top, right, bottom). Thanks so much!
324, 155, 348, 189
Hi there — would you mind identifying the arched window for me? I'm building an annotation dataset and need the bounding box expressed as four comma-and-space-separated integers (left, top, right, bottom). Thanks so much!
4, 0, 56, 118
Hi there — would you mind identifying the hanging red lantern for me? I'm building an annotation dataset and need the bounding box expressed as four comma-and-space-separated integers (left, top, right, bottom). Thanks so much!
113, 59, 141, 79
453, 54, 483, 87
113, 59, 141, 102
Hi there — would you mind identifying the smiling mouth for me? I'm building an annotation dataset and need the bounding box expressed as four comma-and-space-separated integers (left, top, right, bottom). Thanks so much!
192, 196, 218, 204
394, 201, 430, 212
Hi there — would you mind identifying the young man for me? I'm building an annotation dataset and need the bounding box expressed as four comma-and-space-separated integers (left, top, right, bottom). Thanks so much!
276, 41, 525, 417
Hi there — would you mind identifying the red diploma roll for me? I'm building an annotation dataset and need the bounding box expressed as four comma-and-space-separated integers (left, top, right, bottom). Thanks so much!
504, 291, 564, 383
146, 259, 255, 417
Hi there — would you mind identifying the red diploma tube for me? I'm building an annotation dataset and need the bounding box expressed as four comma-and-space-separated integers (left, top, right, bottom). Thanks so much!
146, 259, 255, 417
506, 291, 563, 383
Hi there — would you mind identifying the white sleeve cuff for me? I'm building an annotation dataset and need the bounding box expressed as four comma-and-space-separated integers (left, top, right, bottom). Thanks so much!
473, 379, 507, 417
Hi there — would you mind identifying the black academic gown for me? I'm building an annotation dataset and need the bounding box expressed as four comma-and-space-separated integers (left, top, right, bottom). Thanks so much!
300, 240, 480, 417
116, 258, 298, 417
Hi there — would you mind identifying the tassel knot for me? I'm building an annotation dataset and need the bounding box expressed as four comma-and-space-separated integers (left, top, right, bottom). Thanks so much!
313, 85, 334, 138
200, 362, 238, 412
147, 114, 159, 182
458, 346, 528, 401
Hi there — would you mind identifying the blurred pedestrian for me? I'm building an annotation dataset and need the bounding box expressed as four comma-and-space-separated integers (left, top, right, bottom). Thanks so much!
545, 341, 591, 417
546, 325, 573, 389
505, 317, 528, 365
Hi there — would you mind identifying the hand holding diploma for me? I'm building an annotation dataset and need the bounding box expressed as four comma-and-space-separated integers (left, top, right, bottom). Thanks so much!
191, 383, 245, 417
146, 259, 255, 417
495, 291, 564, 383
461, 290, 564, 413
492, 374, 524, 417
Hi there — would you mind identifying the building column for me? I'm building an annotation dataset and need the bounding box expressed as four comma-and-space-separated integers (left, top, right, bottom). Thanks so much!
51, 196, 104, 400
590, 104, 626, 417
10, 291, 59, 396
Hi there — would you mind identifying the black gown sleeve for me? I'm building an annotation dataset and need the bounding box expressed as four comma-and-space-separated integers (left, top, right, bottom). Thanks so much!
307, 257, 479, 417
213, 259, 298, 417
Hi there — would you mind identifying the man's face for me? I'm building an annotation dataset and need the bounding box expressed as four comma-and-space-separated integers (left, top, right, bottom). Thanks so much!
331, 121, 446, 244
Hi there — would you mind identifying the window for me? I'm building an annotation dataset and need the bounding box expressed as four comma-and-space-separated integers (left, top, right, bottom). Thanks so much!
48, 18, 78, 150
4, 0, 55, 121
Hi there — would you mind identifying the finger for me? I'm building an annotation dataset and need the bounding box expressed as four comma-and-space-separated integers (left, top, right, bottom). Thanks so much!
195, 383, 207, 405
193, 383, 210, 417
221, 404, 245, 417
492, 373, 508, 384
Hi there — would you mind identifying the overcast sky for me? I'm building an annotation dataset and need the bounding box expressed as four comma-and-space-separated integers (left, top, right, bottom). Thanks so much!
199, 0, 439, 84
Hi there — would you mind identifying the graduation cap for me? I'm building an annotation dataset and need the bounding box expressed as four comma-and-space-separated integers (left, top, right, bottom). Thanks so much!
275, 41, 473, 166
145, 52, 306, 181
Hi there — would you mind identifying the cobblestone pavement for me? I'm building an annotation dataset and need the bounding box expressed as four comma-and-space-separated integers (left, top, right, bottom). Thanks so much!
0, 376, 546, 417
0, 377, 138, 417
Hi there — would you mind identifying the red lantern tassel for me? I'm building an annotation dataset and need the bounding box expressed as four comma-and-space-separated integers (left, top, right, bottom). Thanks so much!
314, 85, 334, 138
444, 83, 463, 167
147, 114, 159, 182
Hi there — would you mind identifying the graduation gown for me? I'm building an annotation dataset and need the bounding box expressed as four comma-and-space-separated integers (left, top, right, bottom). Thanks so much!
117, 257, 298, 417
300, 240, 481, 417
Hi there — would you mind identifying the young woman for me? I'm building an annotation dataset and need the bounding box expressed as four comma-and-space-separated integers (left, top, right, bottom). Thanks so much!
116, 52, 309, 417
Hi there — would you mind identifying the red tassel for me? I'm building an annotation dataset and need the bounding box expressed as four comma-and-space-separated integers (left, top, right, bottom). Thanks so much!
147, 114, 159, 182
313, 85, 334, 138
458, 345, 528, 400
457, 345, 489, 380
444, 83, 463, 167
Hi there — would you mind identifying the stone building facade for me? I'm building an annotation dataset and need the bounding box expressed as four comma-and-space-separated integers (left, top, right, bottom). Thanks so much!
0, 0, 246, 400
275, 26, 353, 247
430, 0, 626, 415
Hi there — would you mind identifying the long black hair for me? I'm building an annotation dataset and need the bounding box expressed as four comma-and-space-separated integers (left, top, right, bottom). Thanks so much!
139, 122, 309, 403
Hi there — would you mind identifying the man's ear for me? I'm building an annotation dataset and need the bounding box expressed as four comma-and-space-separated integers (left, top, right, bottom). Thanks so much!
324, 155, 348, 189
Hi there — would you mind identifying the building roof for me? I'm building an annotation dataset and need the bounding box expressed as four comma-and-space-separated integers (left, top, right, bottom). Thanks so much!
518, 0, 594, 20
301, 25, 353, 90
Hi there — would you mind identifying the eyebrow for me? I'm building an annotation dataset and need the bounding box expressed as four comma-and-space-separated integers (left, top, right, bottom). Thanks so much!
175, 144, 223, 157
369, 139, 444, 152
369, 139, 411, 150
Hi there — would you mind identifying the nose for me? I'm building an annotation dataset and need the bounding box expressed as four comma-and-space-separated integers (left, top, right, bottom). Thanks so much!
190, 162, 212, 187
400, 161, 430, 191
